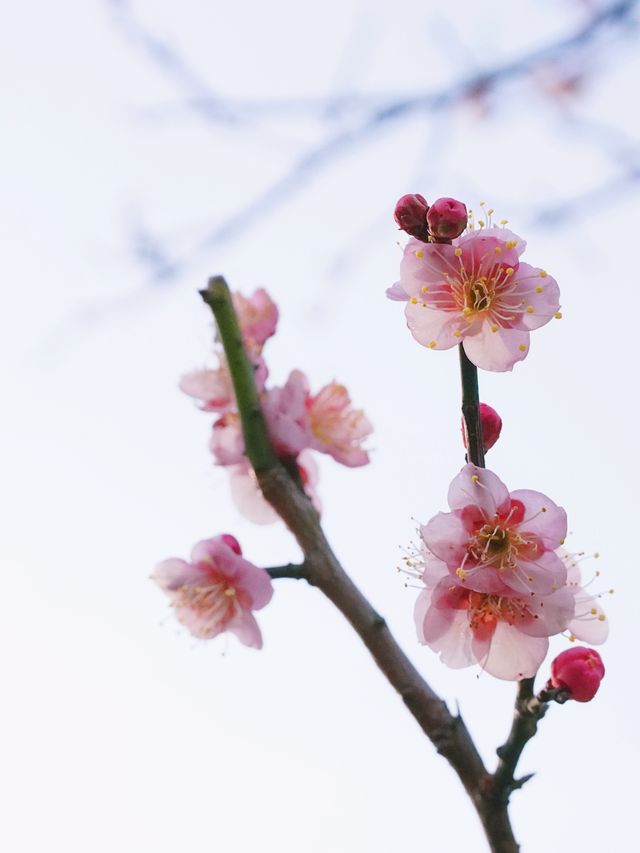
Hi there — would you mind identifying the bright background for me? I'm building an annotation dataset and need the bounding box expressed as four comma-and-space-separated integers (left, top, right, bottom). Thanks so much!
2, 1, 639, 851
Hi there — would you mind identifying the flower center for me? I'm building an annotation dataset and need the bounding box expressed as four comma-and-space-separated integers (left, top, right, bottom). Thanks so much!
467, 591, 531, 638
467, 278, 493, 312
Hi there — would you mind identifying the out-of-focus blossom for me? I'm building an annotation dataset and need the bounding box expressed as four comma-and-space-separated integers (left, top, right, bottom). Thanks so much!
387, 226, 560, 371
232, 288, 279, 352
152, 535, 273, 648
394, 193, 430, 242
413, 553, 574, 680
420, 464, 567, 595
427, 197, 468, 241
209, 412, 245, 466
306, 380, 372, 467
229, 450, 321, 524
461, 402, 502, 453
262, 370, 312, 457
549, 647, 605, 702
180, 365, 235, 413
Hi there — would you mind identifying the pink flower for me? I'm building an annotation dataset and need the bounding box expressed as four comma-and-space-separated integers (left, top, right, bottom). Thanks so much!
306, 380, 372, 467
229, 450, 322, 524
414, 554, 575, 680
549, 647, 605, 702
232, 288, 279, 352
427, 197, 468, 241
420, 464, 568, 596
461, 402, 502, 453
152, 535, 273, 648
387, 226, 560, 371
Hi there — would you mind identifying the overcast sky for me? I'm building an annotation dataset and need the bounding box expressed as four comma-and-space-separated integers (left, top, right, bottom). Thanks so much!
2, 1, 639, 851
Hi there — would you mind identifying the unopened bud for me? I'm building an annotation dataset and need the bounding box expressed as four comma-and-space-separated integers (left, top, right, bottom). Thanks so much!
427, 197, 468, 241
548, 647, 605, 702
394, 194, 430, 242
220, 533, 242, 555
462, 402, 502, 453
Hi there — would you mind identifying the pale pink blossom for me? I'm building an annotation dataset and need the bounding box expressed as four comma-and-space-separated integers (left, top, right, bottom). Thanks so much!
209, 413, 245, 466
549, 646, 605, 702
229, 450, 321, 524
387, 226, 560, 371
306, 380, 372, 467
414, 555, 575, 680
233, 288, 279, 352
152, 535, 273, 648
262, 370, 312, 457
561, 550, 609, 644
420, 464, 568, 596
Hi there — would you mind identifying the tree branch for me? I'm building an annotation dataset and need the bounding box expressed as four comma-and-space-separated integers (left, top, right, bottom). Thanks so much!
201, 275, 506, 844
459, 340, 485, 468
266, 563, 309, 581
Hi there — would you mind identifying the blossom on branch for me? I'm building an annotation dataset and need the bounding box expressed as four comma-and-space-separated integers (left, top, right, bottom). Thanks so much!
387, 215, 561, 371
232, 287, 279, 353
152, 535, 273, 648
420, 464, 568, 596
413, 551, 574, 680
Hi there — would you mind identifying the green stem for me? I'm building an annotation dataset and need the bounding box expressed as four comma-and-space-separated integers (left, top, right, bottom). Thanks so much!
459, 344, 485, 468
199, 276, 277, 472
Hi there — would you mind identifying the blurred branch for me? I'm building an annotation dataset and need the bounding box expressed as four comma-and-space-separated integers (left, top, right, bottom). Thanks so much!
108, 0, 640, 283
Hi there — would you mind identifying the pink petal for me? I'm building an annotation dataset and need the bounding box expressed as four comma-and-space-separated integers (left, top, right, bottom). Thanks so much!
404, 301, 462, 350
568, 589, 609, 644
510, 489, 567, 549
151, 558, 202, 591
509, 263, 560, 331
447, 464, 510, 518
476, 623, 549, 680
462, 321, 530, 372
228, 611, 264, 649
235, 562, 274, 610
229, 465, 279, 525
500, 550, 568, 597
399, 240, 460, 297
420, 512, 468, 566
517, 587, 575, 638
386, 281, 409, 301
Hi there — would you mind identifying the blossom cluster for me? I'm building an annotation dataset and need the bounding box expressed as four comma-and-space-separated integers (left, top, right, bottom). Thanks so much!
180, 288, 372, 524
388, 198, 561, 372
410, 463, 608, 681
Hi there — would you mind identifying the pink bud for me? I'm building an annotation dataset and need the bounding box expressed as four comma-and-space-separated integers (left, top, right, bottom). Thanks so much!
427, 197, 468, 241
220, 533, 242, 555
462, 402, 502, 453
394, 194, 430, 242
549, 647, 605, 702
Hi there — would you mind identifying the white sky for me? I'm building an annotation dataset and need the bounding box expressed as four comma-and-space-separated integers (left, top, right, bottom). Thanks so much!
2, 1, 639, 851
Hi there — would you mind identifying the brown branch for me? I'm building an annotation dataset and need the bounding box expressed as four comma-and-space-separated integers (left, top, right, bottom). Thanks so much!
200, 276, 513, 845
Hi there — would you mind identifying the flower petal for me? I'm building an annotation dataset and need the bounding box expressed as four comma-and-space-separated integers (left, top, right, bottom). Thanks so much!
462, 322, 530, 372
510, 489, 567, 549
509, 263, 560, 331
475, 622, 548, 680
404, 301, 461, 350
447, 464, 510, 518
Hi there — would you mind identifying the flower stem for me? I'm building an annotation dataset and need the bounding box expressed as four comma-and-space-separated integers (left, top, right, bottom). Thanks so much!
459, 344, 485, 468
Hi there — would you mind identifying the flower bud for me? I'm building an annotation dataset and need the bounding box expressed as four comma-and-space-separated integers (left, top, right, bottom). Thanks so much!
462, 402, 502, 453
394, 194, 430, 242
427, 197, 468, 241
549, 647, 605, 702
220, 533, 242, 555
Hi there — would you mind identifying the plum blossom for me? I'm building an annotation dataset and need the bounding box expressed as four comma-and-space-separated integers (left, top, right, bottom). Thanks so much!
413, 551, 575, 680
152, 535, 273, 648
420, 464, 568, 596
229, 450, 321, 524
548, 647, 605, 702
305, 379, 372, 467
387, 224, 560, 371
262, 370, 312, 457
180, 358, 267, 413
232, 288, 279, 352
